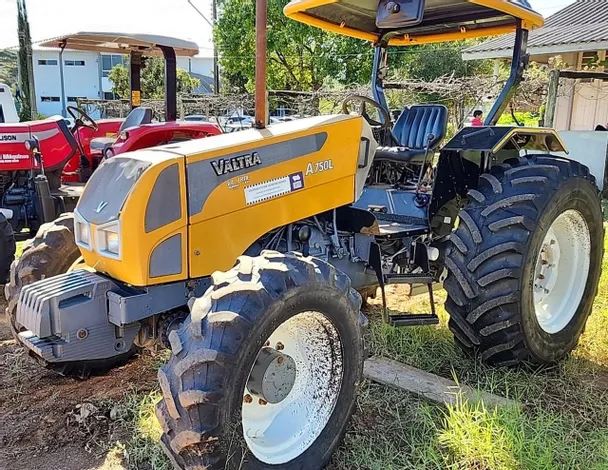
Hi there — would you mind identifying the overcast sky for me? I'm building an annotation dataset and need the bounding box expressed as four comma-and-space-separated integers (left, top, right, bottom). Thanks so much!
0, 0, 576, 51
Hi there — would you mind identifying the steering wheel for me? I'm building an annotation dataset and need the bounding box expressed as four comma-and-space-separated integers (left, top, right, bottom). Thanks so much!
341, 95, 392, 130
67, 105, 99, 131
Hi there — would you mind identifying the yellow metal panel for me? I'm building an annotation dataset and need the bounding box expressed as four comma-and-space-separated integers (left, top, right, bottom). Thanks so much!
79, 116, 363, 285
187, 117, 363, 277
467, 0, 544, 28
388, 25, 517, 46
287, 11, 379, 42
189, 177, 356, 276
284, 0, 544, 45
189, 117, 362, 224
491, 128, 568, 154
79, 155, 189, 287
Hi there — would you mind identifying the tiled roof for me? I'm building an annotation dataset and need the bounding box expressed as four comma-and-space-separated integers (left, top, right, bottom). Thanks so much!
463, 1, 608, 58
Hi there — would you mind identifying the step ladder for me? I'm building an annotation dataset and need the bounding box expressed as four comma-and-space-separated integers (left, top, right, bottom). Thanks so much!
369, 243, 439, 328
384, 274, 438, 327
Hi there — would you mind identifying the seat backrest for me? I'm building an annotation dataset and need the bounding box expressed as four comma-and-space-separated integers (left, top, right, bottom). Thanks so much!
119, 107, 153, 132
393, 105, 448, 150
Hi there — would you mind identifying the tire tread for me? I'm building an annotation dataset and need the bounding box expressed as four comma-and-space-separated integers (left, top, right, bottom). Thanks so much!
444, 156, 603, 366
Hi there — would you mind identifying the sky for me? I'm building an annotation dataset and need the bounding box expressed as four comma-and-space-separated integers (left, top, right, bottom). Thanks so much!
0, 0, 577, 51
0, 0, 216, 55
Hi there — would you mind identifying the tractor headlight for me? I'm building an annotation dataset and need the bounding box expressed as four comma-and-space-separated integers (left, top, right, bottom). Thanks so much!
105, 231, 120, 254
78, 223, 90, 244
74, 212, 91, 249
96, 221, 121, 259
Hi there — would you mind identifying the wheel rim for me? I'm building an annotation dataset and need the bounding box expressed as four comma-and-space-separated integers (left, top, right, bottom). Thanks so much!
533, 209, 591, 334
242, 311, 343, 464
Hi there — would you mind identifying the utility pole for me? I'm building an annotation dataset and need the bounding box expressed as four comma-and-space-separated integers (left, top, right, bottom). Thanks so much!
187, 0, 220, 94
58, 43, 67, 117
254, 0, 267, 128
212, 0, 220, 94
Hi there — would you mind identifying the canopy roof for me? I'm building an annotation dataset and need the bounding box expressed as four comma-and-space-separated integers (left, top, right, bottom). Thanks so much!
39, 32, 199, 57
284, 0, 544, 46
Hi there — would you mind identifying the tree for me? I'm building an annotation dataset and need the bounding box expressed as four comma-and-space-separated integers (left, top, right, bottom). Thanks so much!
0, 50, 18, 88
215, 0, 374, 92
16, 0, 36, 121
393, 41, 493, 81
108, 57, 201, 100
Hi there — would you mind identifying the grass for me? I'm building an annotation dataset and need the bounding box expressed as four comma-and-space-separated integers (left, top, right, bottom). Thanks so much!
16, 232, 608, 469
330, 232, 608, 469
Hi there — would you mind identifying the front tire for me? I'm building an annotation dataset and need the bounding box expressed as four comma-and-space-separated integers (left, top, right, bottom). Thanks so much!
444, 156, 604, 366
156, 251, 364, 469
0, 213, 16, 284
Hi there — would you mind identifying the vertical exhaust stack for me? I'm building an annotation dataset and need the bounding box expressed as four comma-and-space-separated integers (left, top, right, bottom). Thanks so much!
255, 0, 268, 129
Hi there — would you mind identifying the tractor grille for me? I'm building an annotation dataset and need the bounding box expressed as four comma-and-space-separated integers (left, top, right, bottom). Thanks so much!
17, 270, 105, 338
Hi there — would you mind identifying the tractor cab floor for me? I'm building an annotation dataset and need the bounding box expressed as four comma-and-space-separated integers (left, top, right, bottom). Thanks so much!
51, 183, 85, 198
354, 186, 430, 236
374, 213, 430, 236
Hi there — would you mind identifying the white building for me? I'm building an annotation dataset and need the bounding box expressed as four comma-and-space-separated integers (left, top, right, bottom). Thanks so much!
32, 45, 214, 117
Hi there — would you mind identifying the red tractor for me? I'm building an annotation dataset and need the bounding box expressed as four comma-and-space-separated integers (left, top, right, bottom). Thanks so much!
0, 33, 221, 281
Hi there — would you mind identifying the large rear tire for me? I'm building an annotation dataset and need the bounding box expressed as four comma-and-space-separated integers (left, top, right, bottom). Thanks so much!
444, 156, 604, 366
0, 213, 16, 284
5, 212, 138, 378
156, 251, 364, 470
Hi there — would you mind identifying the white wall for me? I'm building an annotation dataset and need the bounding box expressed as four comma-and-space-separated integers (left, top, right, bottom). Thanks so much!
555, 80, 608, 131
550, 51, 608, 131
33, 49, 214, 117
33, 49, 100, 117
186, 57, 213, 77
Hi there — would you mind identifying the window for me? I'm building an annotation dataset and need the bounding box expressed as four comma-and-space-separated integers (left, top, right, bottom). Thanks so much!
101, 54, 127, 77
38, 59, 58, 66
582, 51, 599, 67
65, 60, 86, 66
103, 91, 119, 100
67, 96, 86, 102
41, 96, 60, 102
0, 105, 5, 124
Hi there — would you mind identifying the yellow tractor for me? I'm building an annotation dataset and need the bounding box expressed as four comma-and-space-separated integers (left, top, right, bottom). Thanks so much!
9, 0, 608, 468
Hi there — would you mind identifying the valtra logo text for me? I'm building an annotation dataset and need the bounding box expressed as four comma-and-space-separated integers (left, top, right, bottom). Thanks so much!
211, 152, 262, 176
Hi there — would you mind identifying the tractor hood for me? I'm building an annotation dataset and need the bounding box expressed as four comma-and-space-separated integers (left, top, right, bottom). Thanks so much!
75, 114, 375, 285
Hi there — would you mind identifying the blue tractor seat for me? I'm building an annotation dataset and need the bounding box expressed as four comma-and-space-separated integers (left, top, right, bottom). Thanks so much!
375, 104, 449, 164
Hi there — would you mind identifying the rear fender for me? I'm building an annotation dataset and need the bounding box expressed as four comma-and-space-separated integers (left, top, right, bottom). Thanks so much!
431, 127, 568, 225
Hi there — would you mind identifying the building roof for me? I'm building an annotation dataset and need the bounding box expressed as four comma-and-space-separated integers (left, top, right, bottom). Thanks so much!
463, 0, 608, 60
190, 72, 214, 94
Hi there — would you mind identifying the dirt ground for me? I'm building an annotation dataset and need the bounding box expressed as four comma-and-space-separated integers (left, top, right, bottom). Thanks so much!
0, 298, 158, 470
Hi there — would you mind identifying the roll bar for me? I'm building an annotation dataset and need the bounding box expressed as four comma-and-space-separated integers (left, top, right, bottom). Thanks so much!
370, 23, 530, 126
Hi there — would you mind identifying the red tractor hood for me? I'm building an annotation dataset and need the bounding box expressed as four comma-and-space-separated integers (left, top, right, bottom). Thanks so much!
0, 116, 77, 171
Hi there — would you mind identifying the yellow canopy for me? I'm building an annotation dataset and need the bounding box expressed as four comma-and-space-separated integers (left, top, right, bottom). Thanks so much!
284, 0, 544, 46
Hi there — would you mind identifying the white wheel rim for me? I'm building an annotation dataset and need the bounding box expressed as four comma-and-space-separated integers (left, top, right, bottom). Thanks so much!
533, 209, 591, 334
242, 311, 343, 465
